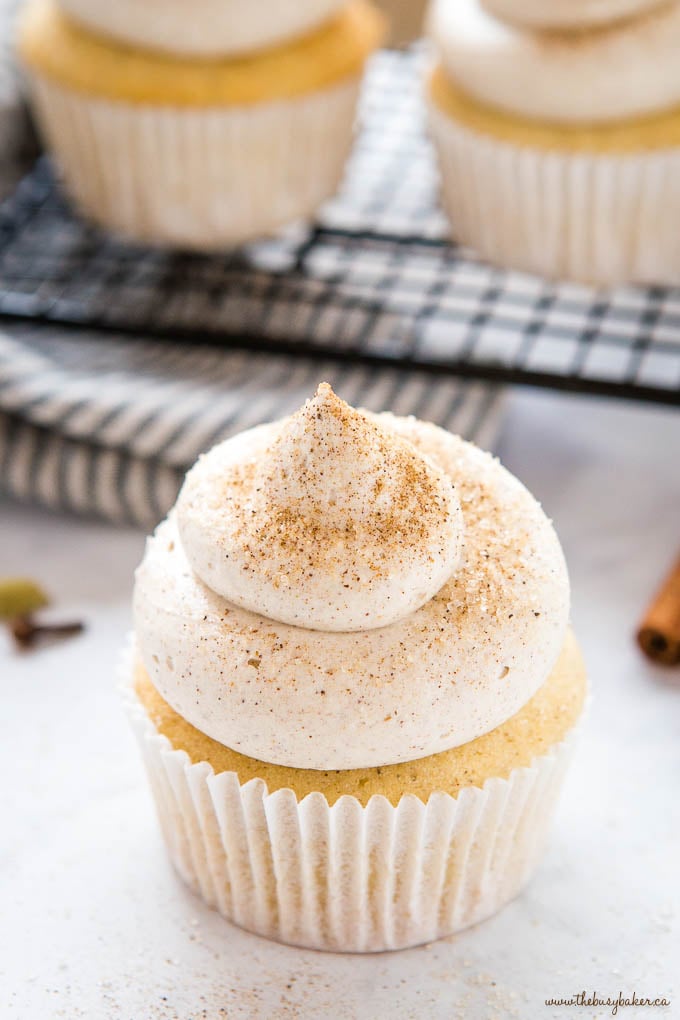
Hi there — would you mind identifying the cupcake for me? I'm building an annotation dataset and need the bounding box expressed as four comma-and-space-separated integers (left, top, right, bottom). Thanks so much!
482, 0, 666, 29
125, 383, 587, 952
17, 0, 384, 248
426, 0, 680, 285
57, 0, 349, 57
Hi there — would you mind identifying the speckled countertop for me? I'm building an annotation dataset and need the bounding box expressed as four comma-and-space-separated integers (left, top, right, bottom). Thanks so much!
2, 388, 678, 1020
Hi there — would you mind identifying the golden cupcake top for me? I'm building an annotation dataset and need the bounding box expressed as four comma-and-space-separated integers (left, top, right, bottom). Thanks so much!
18, 0, 385, 106
481, 0, 667, 29
428, 0, 680, 126
429, 63, 680, 153
134, 629, 587, 806
57, 0, 348, 59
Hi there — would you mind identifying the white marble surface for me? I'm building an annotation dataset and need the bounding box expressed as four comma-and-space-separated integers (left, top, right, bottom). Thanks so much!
2, 388, 679, 1020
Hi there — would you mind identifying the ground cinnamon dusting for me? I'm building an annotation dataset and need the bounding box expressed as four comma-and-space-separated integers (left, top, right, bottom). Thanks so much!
218, 383, 456, 583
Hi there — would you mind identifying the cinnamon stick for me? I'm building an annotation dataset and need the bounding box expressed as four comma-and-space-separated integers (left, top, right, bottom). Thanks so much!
637, 555, 680, 666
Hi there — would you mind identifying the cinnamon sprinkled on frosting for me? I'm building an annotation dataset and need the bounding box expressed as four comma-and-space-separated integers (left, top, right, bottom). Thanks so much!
134, 391, 570, 770
175, 383, 464, 631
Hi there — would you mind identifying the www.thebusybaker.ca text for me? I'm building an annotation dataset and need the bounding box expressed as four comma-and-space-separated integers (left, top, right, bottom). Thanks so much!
545, 990, 671, 1016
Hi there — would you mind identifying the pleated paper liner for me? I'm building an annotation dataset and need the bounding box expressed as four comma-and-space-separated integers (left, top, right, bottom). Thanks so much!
122, 653, 583, 952
427, 98, 680, 286
25, 73, 361, 249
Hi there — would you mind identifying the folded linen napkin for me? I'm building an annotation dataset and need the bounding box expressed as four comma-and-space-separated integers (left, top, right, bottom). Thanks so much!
0, 324, 503, 527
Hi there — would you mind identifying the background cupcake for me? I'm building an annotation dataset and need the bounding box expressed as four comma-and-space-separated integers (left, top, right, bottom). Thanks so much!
17, 0, 385, 248
57, 0, 349, 58
426, 0, 680, 284
482, 0, 667, 28
127, 384, 587, 952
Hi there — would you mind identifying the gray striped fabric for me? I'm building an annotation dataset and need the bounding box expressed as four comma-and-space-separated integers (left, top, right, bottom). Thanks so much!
0, 324, 503, 527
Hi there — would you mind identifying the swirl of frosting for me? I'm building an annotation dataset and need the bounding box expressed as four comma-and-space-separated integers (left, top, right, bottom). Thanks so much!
175, 384, 465, 632
428, 0, 680, 125
57, 0, 348, 58
134, 399, 570, 770
481, 0, 665, 30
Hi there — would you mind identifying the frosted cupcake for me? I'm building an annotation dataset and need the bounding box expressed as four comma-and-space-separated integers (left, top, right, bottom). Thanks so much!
17, 0, 384, 248
57, 0, 348, 57
126, 383, 587, 952
426, 0, 680, 284
483, 0, 666, 28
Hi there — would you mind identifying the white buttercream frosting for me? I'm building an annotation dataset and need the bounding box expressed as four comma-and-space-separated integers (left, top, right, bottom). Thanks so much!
175, 383, 464, 632
428, 0, 680, 125
57, 0, 347, 57
481, 0, 666, 30
134, 396, 570, 770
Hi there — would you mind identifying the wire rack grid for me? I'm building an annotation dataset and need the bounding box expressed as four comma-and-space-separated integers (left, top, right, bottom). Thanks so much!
0, 50, 679, 407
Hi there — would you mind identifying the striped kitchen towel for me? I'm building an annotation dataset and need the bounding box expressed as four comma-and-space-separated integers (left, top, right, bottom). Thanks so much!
0, 323, 504, 527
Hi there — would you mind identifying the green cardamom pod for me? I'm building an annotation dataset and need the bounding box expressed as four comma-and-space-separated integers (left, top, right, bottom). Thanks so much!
0, 578, 49, 620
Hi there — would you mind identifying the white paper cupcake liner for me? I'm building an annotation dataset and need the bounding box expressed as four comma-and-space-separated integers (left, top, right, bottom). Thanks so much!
25, 73, 361, 249
427, 99, 680, 286
57, 0, 348, 58
123, 655, 583, 953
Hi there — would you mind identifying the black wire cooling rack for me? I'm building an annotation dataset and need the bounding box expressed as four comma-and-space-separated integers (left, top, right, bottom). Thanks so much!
0, 50, 679, 407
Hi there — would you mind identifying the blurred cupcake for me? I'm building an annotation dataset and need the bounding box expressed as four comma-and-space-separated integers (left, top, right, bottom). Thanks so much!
482, 0, 666, 29
17, 0, 384, 248
57, 0, 349, 57
125, 383, 587, 952
426, 0, 680, 284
